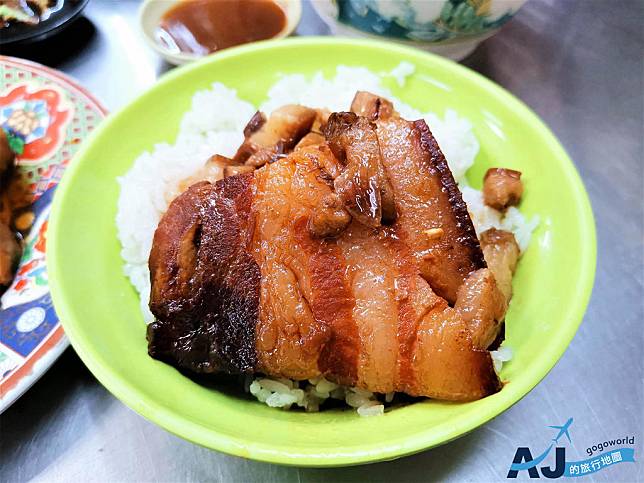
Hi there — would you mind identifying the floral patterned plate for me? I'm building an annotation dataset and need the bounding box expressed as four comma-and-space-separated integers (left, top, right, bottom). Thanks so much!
0, 56, 106, 412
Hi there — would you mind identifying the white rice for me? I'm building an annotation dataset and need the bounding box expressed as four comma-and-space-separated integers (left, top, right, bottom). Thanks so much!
116, 64, 538, 415
490, 346, 514, 373
461, 186, 539, 253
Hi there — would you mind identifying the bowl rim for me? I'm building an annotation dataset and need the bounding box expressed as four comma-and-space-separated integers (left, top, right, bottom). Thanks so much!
47, 36, 597, 467
137, 0, 303, 65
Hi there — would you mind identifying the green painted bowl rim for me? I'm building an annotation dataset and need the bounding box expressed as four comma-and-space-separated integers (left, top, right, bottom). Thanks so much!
47, 37, 596, 467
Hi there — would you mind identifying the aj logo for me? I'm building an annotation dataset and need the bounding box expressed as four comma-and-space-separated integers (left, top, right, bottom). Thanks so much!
507, 418, 635, 478
507, 418, 573, 479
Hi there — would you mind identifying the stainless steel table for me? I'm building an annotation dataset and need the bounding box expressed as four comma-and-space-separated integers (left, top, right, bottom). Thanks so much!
1, 1, 642, 481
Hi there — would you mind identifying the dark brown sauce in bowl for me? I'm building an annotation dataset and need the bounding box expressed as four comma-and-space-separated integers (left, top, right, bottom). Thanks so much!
157, 0, 287, 56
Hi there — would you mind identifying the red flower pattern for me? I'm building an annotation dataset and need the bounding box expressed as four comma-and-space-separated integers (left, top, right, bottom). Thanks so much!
0, 84, 72, 163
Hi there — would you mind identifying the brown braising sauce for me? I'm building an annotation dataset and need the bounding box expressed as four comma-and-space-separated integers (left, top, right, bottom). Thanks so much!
157, 0, 287, 55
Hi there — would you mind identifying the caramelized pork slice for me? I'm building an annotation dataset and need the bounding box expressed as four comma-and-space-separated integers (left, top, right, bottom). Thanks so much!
480, 228, 520, 303
350, 91, 397, 121
483, 168, 523, 210
323, 112, 396, 227
251, 152, 341, 381
376, 117, 485, 304
149, 182, 210, 309
234, 105, 317, 167
148, 175, 260, 374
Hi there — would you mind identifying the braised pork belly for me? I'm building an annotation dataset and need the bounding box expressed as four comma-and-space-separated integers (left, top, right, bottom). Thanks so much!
147, 92, 518, 402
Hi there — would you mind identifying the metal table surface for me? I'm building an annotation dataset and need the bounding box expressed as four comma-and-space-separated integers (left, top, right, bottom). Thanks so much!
1, 1, 642, 481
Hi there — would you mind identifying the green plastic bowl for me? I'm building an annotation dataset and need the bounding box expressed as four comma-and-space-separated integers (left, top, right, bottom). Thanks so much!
47, 37, 596, 467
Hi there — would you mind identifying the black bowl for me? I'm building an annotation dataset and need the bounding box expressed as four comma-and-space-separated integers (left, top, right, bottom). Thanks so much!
1, 0, 90, 47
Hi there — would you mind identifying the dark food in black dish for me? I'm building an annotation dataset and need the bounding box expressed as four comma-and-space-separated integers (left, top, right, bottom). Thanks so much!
0, 0, 89, 46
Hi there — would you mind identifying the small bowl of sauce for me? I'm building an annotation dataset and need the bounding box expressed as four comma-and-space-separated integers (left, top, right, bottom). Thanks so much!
139, 0, 301, 65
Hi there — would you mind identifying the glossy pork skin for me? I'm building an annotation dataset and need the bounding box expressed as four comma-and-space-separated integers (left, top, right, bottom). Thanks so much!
148, 147, 501, 401
148, 177, 260, 374
375, 117, 486, 304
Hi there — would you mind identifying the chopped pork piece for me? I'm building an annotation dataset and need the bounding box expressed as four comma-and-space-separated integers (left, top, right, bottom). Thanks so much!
480, 228, 520, 303
243, 111, 266, 137
308, 192, 351, 238
0, 221, 20, 286
308, 140, 344, 180
311, 108, 330, 133
234, 105, 317, 167
483, 168, 524, 210
350, 91, 397, 121
323, 112, 396, 227
295, 132, 325, 149
455, 268, 507, 349
0, 129, 14, 179
223, 165, 254, 177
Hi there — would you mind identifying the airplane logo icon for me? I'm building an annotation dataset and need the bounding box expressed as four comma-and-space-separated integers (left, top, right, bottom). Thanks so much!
549, 417, 573, 444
